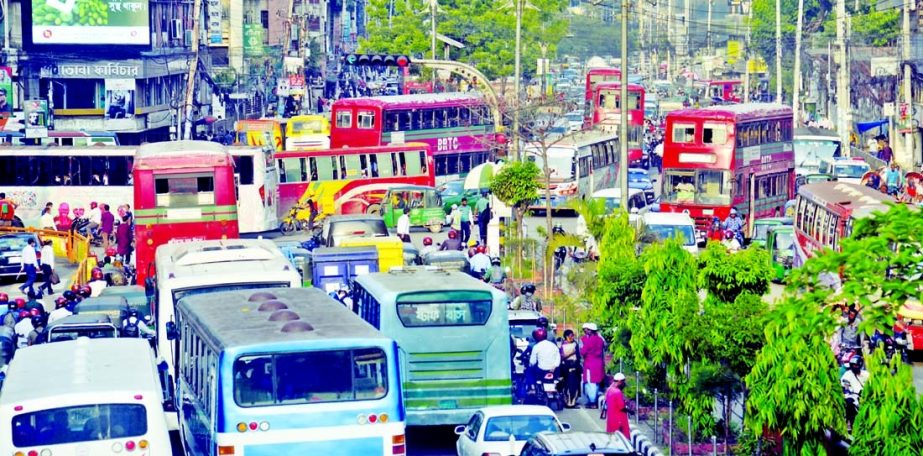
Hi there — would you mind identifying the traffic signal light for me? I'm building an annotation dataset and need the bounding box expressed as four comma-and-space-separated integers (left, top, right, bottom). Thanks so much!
343, 54, 412, 67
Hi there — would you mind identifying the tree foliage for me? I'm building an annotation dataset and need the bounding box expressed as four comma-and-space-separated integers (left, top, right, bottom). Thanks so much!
491, 160, 541, 268
699, 242, 773, 304
361, 0, 568, 80
849, 350, 923, 455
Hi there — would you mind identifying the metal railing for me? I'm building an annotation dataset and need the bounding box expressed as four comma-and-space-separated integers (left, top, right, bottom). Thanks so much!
0, 226, 94, 287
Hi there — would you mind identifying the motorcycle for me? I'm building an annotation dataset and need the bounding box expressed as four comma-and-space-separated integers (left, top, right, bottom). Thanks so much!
279, 202, 319, 236
71, 217, 104, 246
513, 345, 563, 410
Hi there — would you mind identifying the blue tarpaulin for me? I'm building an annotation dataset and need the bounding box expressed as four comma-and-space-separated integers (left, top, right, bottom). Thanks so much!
856, 119, 888, 134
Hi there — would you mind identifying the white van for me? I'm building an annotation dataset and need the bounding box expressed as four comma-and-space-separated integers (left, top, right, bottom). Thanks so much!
817, 158, 869, 184
0, 338, 171, 456
638, 212, 699, 254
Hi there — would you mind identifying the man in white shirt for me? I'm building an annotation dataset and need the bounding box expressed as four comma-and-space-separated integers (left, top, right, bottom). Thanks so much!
48, 297, 72, 324
40, 208, 55, 231
396, 208, 411, 243
529, 327, 561, 378
37, 240, 55, 296
841, 356, 869, 431
87, 202, 102, 241
18, 238, 38, 295
13, 312, 34, 349
468, 246, 492, 278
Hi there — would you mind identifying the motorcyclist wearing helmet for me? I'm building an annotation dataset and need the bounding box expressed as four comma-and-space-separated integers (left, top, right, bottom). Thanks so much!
841, 355, 868, 431
121, 308, 155, 338
440, 229, 463, 251
88, 267, 107, 297
722, 209, 744, 238
468, 245, 491, 279
27, 314, 47, 346
0, 293, 15, 328
63, 290, 78, 304
23, 291, 44, 313
527, 327, 561, 391
420, 236, 438, 258
552, 225, 569, 271
722, 229, 741, 252
708, 216, 723, 242
14, 309, 36, 349
486, 257, 506, 285
48, 296, 73, 324
510, 284, 541, 312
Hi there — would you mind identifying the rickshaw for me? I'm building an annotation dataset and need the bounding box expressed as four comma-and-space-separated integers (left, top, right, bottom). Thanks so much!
767, 224, 795, 283
381, 185, 446, 233
750, 217, 791, 249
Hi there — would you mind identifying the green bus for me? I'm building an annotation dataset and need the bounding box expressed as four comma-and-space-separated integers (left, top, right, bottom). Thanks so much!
352, 269, 512, 426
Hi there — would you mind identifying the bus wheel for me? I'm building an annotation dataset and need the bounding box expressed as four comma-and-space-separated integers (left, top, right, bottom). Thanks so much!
366, 204, 382, 216
428, 223, 443, 233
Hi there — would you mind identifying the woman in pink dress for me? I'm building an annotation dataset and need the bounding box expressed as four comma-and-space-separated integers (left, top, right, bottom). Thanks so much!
579, 322, 605, 408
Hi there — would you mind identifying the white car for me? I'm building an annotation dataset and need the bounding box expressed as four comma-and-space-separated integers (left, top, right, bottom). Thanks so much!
455, 405, 570, 456
638, 211, 699, 254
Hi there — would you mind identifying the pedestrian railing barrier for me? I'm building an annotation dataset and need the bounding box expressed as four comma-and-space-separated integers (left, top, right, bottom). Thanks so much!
0, 226, 93, 287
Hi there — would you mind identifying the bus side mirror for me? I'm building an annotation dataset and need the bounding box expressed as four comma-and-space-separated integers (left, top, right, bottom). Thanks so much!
145, 277, 156, 298
165, 321, 178, 340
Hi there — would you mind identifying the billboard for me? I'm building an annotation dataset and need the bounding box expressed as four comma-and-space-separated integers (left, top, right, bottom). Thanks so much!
0, 67, 11, 129
244, 24, 264, 57
23, 100, 49, 138
105, 79, 135, 119
29, 0, 150, 46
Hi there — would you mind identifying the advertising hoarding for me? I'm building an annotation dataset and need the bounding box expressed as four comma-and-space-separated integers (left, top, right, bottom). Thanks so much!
0, 67, 12, 129
105, 78, 136, 119
23, 100, 49, 138
30, 0, 150, 45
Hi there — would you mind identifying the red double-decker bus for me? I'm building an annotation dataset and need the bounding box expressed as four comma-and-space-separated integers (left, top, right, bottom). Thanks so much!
699, 80, 743, 104
329, 93, 500, 184
275, 142, 435, 217
590, 82, 645, 164
133, 141, 239, 283
660, 103, 795, 238
583, 67, 621, 124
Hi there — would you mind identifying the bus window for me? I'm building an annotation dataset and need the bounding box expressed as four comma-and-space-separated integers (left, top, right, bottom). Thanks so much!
374, 153, 391, 177
155, 173, 215, 207
385, 112, 399, 131
12, 404, 148, 447
673, 123, 695, 143
312, 157, 334, 180
279, 158, 302, 183
344, 154, 361, 178
703, 123, 727, 145
357, 110, 375, 129
459, 108, 470, 126
233, 155, 255, 185
434, 109, 445, 129
368, 154, 380, 177
446, 107, 459, 127
419, 151, 428, 175
396, 152, 407, 175
404, 151, 423, 176
396, 299, 492, 326
335, 110, 352, 128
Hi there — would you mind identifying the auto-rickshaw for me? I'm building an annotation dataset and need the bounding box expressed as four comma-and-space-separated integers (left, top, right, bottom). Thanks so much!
767, 224, 795, 283
99, 285, 154, 330
46, 314, 119, 343
73, 296, 130, 321
750, 217, 791, 249
381, 185, 446, 233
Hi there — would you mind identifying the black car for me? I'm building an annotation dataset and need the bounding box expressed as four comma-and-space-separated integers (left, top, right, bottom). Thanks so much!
520, 431, 637, 456
0, 233, 42, 279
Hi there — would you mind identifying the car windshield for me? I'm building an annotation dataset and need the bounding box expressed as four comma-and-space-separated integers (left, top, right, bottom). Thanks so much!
752, 223, 773, 241
644, 224, 696, 246
331, 220, 389, 240
439, 181, 464, 197
483, 415, 560, 441
794, 139, 840, 170
628, 171, 650, 183
662, 169, 732, 205
835, 164, 868, 178
509, 321, 540, 339
0, 236, 31, 251
592, 197, 621, 212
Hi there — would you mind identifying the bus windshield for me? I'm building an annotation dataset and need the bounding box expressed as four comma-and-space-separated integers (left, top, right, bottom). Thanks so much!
290, 119, 327, 135
12, 404, 147, 447
662, 169, 732, 205
234, 348, 388, 406
794, 139, 840, 169
834, 164, 868, 178
397, 300, 492, 326
645, 224, 697, 246
528, 150, 574, 180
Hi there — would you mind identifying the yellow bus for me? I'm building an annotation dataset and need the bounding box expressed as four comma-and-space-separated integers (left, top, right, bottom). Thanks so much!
285, 114, 331, 150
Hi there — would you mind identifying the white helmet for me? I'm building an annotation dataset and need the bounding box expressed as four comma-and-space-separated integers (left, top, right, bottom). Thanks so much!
730, 208, 738, 216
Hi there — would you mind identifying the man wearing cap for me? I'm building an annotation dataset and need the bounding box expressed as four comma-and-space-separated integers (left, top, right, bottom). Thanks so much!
605, 372, 631, 438
579, 322, 605, 408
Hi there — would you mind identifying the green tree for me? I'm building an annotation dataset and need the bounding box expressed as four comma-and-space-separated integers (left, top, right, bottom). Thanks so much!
490, 160, 541, 270
849, 350, 923, 455
698, 242, 773, 303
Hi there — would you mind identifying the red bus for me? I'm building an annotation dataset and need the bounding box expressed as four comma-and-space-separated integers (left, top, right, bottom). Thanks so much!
660, 103, 795, 238
699, 80, 743, 104
591, 82, 645, 164
583, 67, 621, 124
133, 141, 239, 283
275, 142, 435, 217
329, 93, 500, 183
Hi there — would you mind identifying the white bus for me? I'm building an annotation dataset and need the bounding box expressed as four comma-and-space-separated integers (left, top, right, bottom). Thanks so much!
0, 146, 278, 233
524, 131, 620, 210
0, 338, 171, 456
153, 239, 302, 374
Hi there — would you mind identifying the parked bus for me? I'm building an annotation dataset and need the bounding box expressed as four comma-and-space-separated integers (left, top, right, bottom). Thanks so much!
524, 131, 620, 210
0, 147, 136, 226
133, 141, 240, 284
329, 93, 500, 183
660, 103, 795, 238
172, 288, 405, 456
235, 119, 286, 151
153, 239, 302, 374
229, 146, 279, 233
792, 182, 894, 267
285, 114, 331, 150
352, 269, 511, 426
276, 143, 435, 217
0, 130, 119, 146
590, 82, 645, 164
583, 67, 621, 124
0, 338, 171, 456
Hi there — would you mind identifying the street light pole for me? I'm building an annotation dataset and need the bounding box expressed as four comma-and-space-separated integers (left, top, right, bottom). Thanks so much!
619, 0, 629, 202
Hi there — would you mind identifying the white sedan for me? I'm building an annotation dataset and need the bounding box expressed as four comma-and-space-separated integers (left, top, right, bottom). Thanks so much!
455, 405, 570, 456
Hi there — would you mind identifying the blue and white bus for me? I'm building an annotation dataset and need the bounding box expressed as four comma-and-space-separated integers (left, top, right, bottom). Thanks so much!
352, 269, 512, 426
171, 287, 406, 456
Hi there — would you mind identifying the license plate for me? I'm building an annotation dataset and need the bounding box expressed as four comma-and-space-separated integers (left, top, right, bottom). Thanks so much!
543, 383, 557, 392
7, 256, 20, 264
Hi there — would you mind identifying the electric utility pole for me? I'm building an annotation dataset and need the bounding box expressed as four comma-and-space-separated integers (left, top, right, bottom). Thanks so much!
902, 0, 914, 167
620, 0, 629, 201
836, 0, 850, 150
793, 0, 804, 125
775, 0, 782, 103
183, 0, 204, 139
513, 0, 522, 160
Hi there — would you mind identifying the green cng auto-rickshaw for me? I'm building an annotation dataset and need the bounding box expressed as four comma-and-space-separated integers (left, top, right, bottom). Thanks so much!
768, 224, 795, 282
750, 217, 792, 249
381, 185, 446, 233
